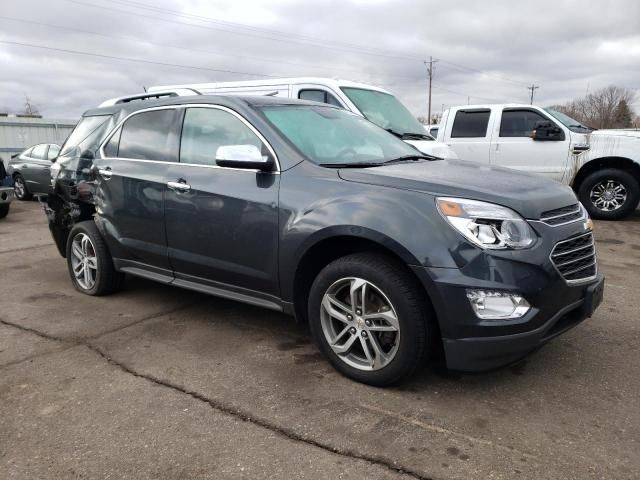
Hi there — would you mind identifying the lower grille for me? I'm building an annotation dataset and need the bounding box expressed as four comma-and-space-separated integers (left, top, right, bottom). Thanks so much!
540, 203, 584, 226
550, 232, 597, 283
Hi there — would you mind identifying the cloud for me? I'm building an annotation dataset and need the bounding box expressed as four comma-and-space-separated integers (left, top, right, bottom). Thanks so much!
0, 0, 638, 118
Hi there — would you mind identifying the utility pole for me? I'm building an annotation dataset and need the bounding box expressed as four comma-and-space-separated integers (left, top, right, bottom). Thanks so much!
527, 84, 539, 104
425, 56, 438, 124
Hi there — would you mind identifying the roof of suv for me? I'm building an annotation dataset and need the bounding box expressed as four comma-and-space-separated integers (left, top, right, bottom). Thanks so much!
83, 94, 332, 117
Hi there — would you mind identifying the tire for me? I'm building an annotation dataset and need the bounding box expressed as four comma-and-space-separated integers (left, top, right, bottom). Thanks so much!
577, 168, 640, 220
308, 252, 429, 386
66, 221, 125, 296
0, 203, 9, 219
13, 174, 32, 200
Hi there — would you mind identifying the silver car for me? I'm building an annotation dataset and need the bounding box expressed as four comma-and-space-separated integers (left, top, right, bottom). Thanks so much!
7, 143, 60, 200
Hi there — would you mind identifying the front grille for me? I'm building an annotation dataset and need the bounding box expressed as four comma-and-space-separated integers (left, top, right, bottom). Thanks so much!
550, 232, 597, 282
540, 203, 584, 226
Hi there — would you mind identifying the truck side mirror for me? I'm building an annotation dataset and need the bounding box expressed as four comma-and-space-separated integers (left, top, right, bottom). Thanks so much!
531, 121, 565, 141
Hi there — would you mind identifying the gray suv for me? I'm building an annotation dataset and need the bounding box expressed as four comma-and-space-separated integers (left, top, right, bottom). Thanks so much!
46, 95, 604, 386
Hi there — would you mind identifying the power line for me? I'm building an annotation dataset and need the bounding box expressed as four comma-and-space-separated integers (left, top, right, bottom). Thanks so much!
61, 0, 535, 89
0, 40, 285, 78
0, 15, 424, 81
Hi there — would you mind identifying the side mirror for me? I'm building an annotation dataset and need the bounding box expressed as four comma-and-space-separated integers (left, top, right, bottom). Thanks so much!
531, 121, 565, 141
80, 149, 95, 160
215, 144, 271, 171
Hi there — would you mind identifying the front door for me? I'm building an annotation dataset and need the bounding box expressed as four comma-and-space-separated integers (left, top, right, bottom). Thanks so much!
164, 106, 280, 298
94, 107, 180, 274
490, 108, 570, 181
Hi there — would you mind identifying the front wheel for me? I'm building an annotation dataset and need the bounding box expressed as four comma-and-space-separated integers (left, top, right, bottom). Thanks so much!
66, 221, 124, 296
578, 168, 639, 220
308, 253, 429, 386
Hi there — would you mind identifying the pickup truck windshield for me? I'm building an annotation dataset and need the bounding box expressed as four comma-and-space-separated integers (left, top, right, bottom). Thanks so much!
340, 87, 427, 137
261, 105, 420, 166
544, 108, 593, 133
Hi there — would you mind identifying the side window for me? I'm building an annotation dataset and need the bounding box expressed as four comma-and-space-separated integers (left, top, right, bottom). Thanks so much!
47, 144, 60, 160
299, 89, 343, 107
180, 107, 266, 166
31, 144, 47, 160
500, 110, 551, 137
103, 127, 122, 157
451, 110, 491, 138
118, 109, 177, 161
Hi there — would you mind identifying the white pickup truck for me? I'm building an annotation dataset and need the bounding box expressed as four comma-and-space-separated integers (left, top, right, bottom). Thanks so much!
437, 104, 640, 220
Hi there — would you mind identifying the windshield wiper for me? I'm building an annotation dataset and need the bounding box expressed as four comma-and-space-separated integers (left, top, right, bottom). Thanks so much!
383, 154, 439, 164
319, 162, 384, 168
385, 128, 433, 141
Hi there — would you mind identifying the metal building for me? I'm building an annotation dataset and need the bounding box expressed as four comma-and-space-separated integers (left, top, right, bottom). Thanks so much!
0, 115, 77, 160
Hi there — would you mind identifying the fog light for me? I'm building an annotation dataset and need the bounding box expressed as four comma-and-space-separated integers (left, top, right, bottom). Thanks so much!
466, 290, 531, 319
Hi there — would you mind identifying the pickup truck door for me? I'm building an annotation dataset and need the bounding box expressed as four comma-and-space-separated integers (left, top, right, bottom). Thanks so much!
442, 108, 493, 164
490, 108, 569, 182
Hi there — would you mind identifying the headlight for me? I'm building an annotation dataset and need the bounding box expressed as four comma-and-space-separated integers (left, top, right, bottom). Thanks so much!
436, 197, 535, 249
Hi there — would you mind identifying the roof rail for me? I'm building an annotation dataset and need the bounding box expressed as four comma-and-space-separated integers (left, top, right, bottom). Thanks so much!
98, 88, 202, 107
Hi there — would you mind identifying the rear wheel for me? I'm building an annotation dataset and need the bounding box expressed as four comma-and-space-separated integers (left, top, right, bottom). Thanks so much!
13, 174, 32, 200
66, 221, 124, 296
308, 252, 429, 386
0, 204, 9, 218
578, 168, 639, 220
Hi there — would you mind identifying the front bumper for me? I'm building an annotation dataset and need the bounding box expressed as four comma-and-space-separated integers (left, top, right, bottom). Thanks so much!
412, 221, 604, 372
0, 187, 13, 205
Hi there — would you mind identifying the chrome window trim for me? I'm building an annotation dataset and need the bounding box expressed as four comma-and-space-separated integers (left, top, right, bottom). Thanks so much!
549, 231, 598, 285
98, 103, 281, 173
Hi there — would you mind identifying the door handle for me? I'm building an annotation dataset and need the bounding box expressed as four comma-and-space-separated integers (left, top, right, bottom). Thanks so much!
167, 180, 191, 192
98, 166, 113, 180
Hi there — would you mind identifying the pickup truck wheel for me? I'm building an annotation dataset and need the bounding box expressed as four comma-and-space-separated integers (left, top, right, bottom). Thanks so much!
578, 169, 640, 220
66, 221, 124, 296
13, 174, 32, 201
0, 203, 9, 218
308, 252, 428, 386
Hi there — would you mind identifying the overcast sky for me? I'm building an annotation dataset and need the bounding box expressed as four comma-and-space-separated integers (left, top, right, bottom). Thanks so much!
1, 0, 639, 119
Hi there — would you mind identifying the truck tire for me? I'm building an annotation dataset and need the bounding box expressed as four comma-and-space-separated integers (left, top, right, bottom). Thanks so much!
578, 168, 640, 220
66, 221, 125, 296
308, 252, 429, 386
0, 203, 9, 218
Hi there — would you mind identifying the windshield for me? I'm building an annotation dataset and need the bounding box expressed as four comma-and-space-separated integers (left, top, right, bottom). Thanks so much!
544, 108, 593, 133
60, 115, 112, 156
260, 105, 421, 166
341, 87, 426, 136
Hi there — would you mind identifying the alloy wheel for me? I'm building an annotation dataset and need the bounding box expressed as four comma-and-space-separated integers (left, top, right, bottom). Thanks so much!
70, 233, 98, 290
320, 277, 400, 371
14, 176, 25, 199
590, 180, 627, 212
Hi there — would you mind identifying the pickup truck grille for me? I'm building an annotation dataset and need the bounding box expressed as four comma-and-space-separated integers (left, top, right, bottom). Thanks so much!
550, 232, 597, 283
540, 203, 584, 226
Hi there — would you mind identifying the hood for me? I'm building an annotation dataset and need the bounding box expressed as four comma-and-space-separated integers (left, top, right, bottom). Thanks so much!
404, 139, 458, 160
591, 129, 640, 139
338, 159, 577, 219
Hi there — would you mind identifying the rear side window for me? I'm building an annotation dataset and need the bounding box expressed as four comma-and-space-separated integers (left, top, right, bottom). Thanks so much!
31, 144, 47, 159
500, 109, 550, 137
118, 109, 177, 161
451, 110, 490, 138
299, 89, 342, 107
60, 115, 111, 156
47, 144, 60, 160
180, 107, 266, 166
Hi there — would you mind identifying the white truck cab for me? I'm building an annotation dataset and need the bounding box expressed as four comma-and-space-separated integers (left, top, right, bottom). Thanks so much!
438, 104, 640, 219
147, 78, 457, 160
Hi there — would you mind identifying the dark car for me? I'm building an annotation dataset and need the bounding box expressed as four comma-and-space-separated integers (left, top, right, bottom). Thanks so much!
46, 94, 604, 386
7, 143, 61, 200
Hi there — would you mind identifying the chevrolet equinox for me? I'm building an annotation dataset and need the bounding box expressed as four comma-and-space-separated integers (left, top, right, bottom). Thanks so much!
46, 95, 604, 386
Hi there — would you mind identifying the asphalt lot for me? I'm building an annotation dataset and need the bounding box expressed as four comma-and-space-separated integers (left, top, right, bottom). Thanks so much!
1, 200, 639, 480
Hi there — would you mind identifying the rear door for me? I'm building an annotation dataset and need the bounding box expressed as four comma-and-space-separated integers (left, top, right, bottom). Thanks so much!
490, 108, 570, 181
164, 105, 280, 299
443, 108, 493, 163
95, 107, 180, 276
